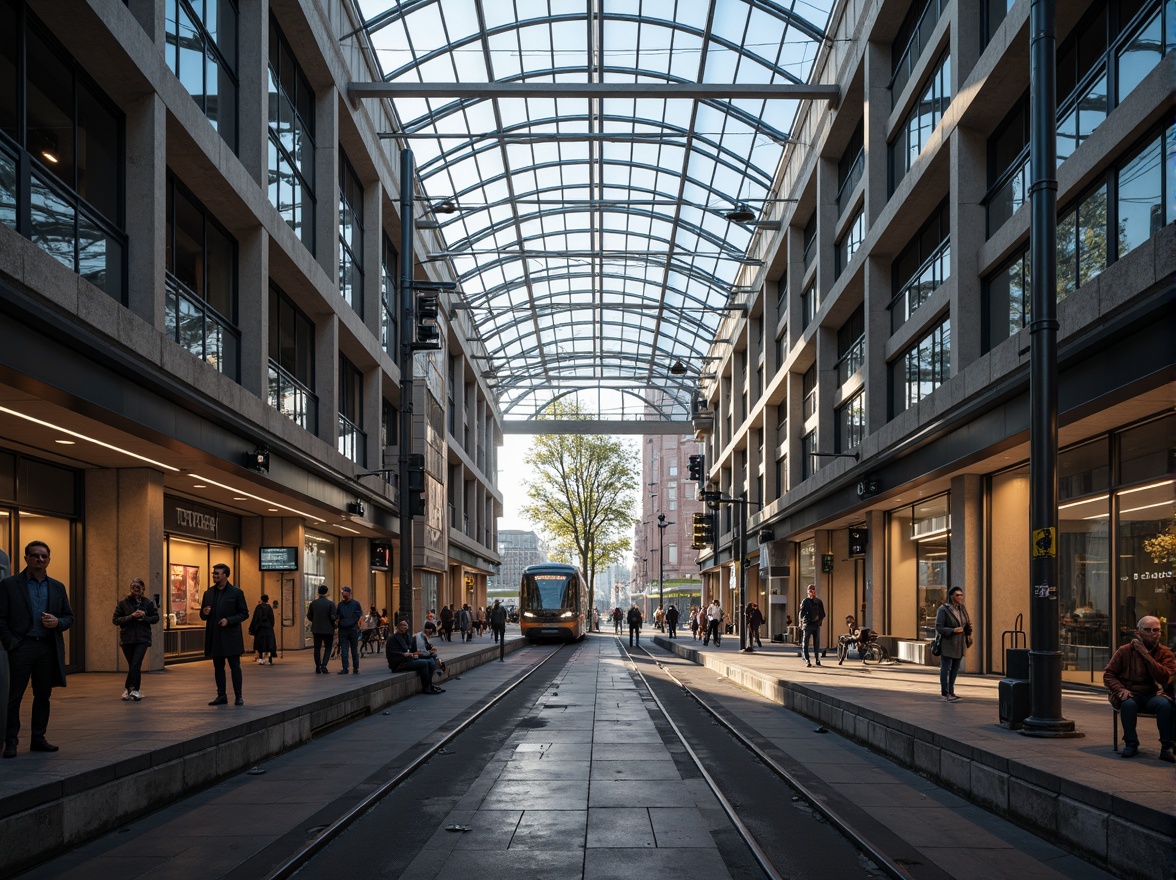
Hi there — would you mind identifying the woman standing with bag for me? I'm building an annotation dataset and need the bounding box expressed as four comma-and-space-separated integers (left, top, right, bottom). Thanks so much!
935, 586, 972, 702
249, 594, 278, 665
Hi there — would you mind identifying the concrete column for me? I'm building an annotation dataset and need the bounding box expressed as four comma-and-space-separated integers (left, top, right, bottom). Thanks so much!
124, 92, 166, 327
951, 126, 988, 370
315, 89, 339, 280
863, 35, 892, 228
866, 508, 887, 632
950, 473, 984, 671
815, 156, 838, 310
863, 254, 891, 431
363, 188, 383, 337
84, 468, 165, 673
364, 362, 381, 471
317, 316, 339, 444
238, 225, 269, 399
237, 0, 268, 188
127, 0, 164, 43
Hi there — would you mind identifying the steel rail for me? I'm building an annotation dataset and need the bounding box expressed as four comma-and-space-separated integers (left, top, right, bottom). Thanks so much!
624, 640, 916, 880
263, 644, 567, 880
616, 637, 783, 880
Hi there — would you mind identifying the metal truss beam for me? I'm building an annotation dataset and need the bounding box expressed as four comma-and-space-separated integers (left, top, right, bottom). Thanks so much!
350, 82, 839, 101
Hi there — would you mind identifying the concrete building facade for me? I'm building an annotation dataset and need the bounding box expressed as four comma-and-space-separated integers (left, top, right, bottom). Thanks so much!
0, 0, 501, 670
695, 0, 1174, 676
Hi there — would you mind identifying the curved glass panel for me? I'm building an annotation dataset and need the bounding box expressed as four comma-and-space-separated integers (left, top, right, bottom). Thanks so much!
356, 0, 833, 421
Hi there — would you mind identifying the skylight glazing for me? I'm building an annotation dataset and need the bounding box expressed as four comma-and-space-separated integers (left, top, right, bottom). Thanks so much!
355, 0, 834, 422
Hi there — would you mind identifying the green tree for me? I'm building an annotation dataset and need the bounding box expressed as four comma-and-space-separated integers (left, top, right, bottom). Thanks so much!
520, 401, 639, 610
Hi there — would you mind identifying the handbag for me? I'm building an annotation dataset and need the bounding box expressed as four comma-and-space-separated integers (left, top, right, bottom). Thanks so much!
931, 632, 942, 656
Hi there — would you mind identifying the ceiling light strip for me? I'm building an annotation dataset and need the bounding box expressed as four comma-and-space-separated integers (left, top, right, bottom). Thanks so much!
190, 474, 326, 522
0, 406, 180, 472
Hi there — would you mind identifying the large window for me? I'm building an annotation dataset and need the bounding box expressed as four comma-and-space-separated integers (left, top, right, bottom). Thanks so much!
985, 121, 1174, 351
892, 318, 950, 416
835, 391, 865, 454
986, 1, 1175, 237
835, 305, 864, 386
835, 207, 865, 277
268, 14, 315, 252
889, 53, 951, 195
338, 355, 365, 466
800, 279, 818, 330
338, 152, 363, 315
891, 0, 947, 97
268, 285, 317, 431
165, 0, 238, 152
836, 121, 864, 215
165, 176, 239, 380
0, 1, 124, 299
890, 201, 950, 333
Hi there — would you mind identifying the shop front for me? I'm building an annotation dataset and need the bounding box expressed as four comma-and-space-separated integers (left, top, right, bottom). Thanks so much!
990, 412, 1173, 685
163, 496, 241, 659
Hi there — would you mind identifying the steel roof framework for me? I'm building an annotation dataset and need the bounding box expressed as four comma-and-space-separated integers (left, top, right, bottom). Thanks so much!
352, 0, 835, 425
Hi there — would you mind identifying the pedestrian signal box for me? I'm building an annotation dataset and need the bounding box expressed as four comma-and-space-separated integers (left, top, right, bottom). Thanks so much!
691, 511, 714, 549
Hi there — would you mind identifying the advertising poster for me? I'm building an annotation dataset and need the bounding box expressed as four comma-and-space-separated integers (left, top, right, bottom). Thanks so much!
170, 564, 201, 625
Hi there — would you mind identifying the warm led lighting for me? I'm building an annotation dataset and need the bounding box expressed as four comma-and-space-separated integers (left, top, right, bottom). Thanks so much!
233, 496, 248, 500
267, 508, 279, 512
41, 151, 58, 164
1120, 500, 1174, 515
0, 406, 179, 471
1118, 479, 1174, 496
192, 484, 207, 488
54, 439, 75, 445
336, 525, 361, 534
189, 473, 325, 521
1059, 495, 1108, 511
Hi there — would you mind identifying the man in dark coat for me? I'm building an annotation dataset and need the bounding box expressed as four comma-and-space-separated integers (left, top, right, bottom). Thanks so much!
0, 540, 75, 757
799, 584, 826, 668
490, 599, 508, 644
627, 603, 643, 647
333, 586, 364, 674
306, 584, 337, 673
199, 563, 249, 706
665, 604, 680, 639
387, 620, 443, 694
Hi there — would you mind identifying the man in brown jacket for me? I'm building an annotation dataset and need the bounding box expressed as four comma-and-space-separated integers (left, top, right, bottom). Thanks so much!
1103, 615, 1175, 761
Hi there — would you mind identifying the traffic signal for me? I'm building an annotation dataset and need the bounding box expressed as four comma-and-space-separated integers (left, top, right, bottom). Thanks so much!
407, 453, 426, 515
687, 453, 704, 482
414, 291, 442, 350
701, 488, 722, 510
691, 511, 714, 549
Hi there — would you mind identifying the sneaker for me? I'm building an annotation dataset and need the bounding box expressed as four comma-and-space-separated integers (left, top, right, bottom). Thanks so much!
1159, 747, 1174, 764
1121, 743, 1139, 758
946, 694, 960, 702
939, 695, 951, 701
130, 690, 142, 701
121, 689, 131, 701
805, 662, 813, 668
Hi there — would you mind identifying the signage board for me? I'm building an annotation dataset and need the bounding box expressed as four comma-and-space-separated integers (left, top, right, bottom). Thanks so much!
259, 546, 298, 571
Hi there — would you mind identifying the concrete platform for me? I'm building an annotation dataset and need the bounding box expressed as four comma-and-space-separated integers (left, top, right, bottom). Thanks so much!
650, 634, 1176, 880
0, 632, 526, 877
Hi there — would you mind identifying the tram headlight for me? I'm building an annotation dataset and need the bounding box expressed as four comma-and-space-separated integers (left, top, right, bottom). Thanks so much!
523, 611, 536, 618
560, 611, 574, 618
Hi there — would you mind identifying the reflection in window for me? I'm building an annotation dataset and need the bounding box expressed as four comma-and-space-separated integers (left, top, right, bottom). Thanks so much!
835, 391, 865, 453
338, 152, 363, 315
0, 5, 124, 299
165, 0, 238, 151
268, 14, 315, 253
889, 53, 951, 195
892, 318, 950, 416
1058, 493, 1111, 683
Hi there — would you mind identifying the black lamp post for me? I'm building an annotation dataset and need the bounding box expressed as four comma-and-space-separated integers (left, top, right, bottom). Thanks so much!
657, 513, 673, 614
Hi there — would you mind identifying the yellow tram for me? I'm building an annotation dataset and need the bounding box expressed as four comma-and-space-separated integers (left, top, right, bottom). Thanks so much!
519, 563, 589, 641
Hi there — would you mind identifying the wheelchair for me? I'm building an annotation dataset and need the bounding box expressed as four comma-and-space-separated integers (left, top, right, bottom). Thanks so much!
837, 628, 890, 666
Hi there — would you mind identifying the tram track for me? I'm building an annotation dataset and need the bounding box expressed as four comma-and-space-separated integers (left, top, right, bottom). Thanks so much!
620, 637, 944, 880
259, 642, 569, 880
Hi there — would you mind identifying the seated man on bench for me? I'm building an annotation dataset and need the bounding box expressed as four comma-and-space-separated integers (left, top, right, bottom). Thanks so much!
1103, 615, 1175, 762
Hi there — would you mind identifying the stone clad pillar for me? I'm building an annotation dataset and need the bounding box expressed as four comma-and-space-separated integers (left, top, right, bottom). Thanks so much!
84, 468, 166, 673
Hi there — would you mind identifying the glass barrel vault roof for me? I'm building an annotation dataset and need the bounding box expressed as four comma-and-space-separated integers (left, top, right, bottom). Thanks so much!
353, 0, 835, 424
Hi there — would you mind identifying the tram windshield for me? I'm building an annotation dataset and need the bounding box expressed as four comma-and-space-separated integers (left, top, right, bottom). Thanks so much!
522, 572, 577, 611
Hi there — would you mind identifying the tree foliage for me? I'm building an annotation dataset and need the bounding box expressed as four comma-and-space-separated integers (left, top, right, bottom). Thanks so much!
520, 400, 639, 608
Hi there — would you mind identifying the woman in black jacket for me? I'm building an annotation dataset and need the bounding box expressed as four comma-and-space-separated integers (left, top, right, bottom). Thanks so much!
249, 595, 278, 665
112, 578, 159, 701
